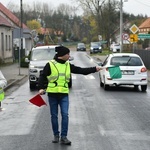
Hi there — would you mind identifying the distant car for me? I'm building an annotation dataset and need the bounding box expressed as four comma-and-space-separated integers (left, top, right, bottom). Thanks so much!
110, 43, 120, 52
99, 53, 148, 91
25, 45, 73, 89
90, 42, 102, 54
77, 43, 86, 51
145, 47, 150, 50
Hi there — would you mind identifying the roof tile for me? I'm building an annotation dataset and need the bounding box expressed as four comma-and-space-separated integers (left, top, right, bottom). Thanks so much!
0, 15, 12, 27
0, 2, 28, 29
139, 18, 150, 29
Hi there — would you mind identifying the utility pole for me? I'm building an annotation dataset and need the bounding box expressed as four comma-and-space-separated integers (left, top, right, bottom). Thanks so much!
19, 0, 23, 75
120, 0, 123, 53
108, 0, 111, 47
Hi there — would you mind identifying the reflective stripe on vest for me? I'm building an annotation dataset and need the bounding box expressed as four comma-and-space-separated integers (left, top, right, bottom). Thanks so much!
0, 88, 4, 102
46, 60, 71, 93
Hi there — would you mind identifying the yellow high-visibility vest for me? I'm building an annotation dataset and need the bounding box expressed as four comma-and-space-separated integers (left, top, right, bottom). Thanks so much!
46, 60, 71, 93
0, 88, 4, 102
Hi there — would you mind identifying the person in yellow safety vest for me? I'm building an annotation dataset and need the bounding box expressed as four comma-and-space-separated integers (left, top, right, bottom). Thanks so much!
38, 46, 101, 145
0, 70, 7, 110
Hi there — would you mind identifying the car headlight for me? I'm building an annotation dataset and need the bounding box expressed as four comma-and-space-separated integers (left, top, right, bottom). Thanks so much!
99, 46, 102, 49
30, 65, 36, 68
29, 68, 38, 73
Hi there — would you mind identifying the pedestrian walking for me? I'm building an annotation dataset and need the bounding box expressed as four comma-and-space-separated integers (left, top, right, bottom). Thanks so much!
38, 46, 100, 145
0, 70, 7, 110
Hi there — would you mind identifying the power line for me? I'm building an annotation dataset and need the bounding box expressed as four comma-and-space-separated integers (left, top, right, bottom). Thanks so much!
135, 0, 150, 7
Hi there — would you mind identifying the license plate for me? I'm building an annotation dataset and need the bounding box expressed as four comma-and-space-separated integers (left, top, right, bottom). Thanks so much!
122, 70, 134, 75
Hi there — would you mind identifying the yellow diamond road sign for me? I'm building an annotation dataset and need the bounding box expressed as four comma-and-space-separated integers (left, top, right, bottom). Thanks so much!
130, 24, 139, 34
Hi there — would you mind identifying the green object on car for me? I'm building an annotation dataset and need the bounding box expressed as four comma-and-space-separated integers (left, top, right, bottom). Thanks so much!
108, 66, 122, 79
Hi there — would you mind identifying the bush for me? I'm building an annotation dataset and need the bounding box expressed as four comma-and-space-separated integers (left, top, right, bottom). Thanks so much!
20, 56, 29, 68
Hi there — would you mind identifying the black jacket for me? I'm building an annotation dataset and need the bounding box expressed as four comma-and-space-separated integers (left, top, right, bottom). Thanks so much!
38, 57, 97, 90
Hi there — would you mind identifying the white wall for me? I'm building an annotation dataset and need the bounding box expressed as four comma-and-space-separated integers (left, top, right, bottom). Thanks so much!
0, 26, 13, 63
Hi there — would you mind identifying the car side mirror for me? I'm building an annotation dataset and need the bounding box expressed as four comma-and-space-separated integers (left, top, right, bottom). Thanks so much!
25, 57, 29, 62
97, 62, 103, 66
69, 56, 74, 61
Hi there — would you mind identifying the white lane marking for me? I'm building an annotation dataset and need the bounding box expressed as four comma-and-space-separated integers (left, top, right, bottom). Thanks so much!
84, 75, 95, 79
72, 74, 76, 79
72, 74, 95, 80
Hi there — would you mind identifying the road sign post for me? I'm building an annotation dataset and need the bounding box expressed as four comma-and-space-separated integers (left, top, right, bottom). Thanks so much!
129, 24, 139, 52
138, 34, 150, 39
122, 33, 129, 40
130, 24, 139, 34
130, 34, 138, 42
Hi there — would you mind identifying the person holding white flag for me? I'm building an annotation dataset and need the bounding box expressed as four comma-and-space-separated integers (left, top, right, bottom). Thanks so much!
0, 70, 7, 110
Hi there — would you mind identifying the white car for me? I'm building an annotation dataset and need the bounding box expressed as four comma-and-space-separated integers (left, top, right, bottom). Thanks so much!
110, 43, 120, 52
25, 45, 73, 89
99, 53, 148, 91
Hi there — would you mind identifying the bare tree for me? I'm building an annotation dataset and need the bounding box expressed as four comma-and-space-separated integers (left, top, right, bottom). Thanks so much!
75, 0, 120, 44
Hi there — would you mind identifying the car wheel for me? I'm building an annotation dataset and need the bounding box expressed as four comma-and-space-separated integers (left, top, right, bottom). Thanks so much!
141, 85, 147, 92
104, 79, 109, 90
30, 82, 36, 90
99, 74, 104, 87
134, 85, 139, 91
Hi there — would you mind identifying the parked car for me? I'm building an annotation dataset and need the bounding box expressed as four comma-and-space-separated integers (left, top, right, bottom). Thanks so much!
90, 42, 102, 54
25, 45, 73, 89
99, 53, 148, 91
145, 47, 150, 50
77, 43, 86, 51
110, 43, 120, 52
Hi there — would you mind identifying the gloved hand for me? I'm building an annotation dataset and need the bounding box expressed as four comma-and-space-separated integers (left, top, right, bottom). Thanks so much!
39, 89, 46, 95
96, 66, 102, 72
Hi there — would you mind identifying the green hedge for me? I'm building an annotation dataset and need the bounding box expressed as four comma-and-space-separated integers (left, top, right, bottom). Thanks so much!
20, 56, 29, 68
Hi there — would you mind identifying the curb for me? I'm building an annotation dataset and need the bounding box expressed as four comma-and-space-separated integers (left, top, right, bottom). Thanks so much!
4, 75, 27, 91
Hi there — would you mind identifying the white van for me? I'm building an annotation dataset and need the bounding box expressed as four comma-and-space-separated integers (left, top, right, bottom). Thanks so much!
110, 43, 120, 52
25, 45, 73, 89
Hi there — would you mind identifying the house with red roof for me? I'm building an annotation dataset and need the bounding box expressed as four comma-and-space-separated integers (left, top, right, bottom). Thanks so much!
0, 2, 32, 63
0, 15, 13, 63
139, 18, 150, 34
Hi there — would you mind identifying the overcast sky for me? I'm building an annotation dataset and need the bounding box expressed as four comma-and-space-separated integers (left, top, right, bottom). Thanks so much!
123, 0, 150, 16
0, 0, 150, 17
0, 0, 74, 8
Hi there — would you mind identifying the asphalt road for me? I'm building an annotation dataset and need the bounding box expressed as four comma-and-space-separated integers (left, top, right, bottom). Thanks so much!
0, 51, 150, 150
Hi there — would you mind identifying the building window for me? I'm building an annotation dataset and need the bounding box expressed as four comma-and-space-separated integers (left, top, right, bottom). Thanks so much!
1, 33, 4, 59
5, 35, 8, 51
1, 33, 4, 50
9, 35, 11, 51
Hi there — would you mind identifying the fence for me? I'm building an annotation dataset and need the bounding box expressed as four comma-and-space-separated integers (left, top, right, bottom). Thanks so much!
134, 50, 150, 70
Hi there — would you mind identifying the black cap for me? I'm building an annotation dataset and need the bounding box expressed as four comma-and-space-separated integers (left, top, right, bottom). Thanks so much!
55, 46, 70, 57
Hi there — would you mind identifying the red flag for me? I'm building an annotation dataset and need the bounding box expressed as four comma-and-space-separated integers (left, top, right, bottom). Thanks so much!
29, 94, 47, 107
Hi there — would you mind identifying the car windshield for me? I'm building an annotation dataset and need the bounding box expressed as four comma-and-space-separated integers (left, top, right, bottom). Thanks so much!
78, 43, 85, 47
31, 48, 56, 61
91, 43, 98, 46
92, 42, 101, 46
114, 44, 120, 46
110, 56, 143, 66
